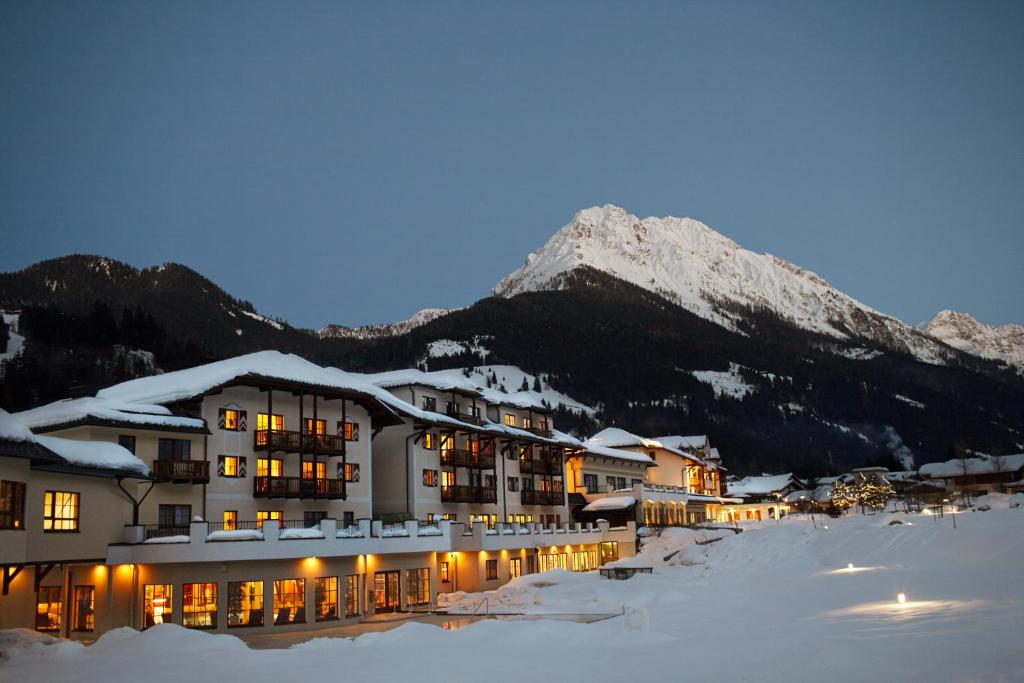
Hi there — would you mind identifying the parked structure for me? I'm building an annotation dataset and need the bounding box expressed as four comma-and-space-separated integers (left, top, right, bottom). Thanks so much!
0, 353, 635, 639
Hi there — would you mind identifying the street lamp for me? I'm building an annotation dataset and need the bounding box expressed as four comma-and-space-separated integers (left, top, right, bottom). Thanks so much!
943, 498, 957, 529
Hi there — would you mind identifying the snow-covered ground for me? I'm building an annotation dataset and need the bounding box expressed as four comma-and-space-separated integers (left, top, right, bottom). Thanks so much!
3, 510, 1022, 682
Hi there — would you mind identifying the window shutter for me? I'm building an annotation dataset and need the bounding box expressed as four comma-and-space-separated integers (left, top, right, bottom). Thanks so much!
218, 409, 226, 430
238, 456, 247, 477
350, 463, 360, 482
238, 410, 247, 432
217, 455, 225, 476
350, 422, 360, 441
337, 462, 344, 479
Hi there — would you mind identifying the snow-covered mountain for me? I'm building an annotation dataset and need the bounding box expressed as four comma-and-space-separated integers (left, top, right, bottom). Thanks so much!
319, 308, 454, 340
926, 311, 1024, 370
495, 205, 955, 365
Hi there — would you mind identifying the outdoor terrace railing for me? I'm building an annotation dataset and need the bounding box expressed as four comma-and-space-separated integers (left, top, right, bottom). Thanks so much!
520, 489, 564, 506
445, 408, 485, 426
519, 456, 562, 475
253, 476, 346, 499
142, 524, 190, 540
441, 484, 498, 504
152, 459, 210, 484
253, 429, 347, 455
440, 448, 496, 469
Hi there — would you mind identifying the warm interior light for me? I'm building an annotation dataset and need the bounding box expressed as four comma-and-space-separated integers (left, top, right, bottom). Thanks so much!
897, 592, 907, 604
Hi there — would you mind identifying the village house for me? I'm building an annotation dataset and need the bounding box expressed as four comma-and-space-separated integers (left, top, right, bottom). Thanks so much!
918, 452, 1024, 500
0, 352, 635, 638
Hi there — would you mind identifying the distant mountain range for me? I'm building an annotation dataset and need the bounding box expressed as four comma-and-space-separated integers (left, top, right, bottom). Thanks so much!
2, 206, 1022, 476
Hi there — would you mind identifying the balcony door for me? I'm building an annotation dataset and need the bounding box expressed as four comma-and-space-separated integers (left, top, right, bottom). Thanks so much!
374, 571, 401, 613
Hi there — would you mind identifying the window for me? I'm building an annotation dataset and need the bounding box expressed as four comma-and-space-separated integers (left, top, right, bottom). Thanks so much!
219, 455, 242, 477
117, 435, 136, 454
440, 470, 456, 488
35, 587, 61, 632
344, 575, 359, 617
599, 541, 619, 565
471, 514, 497, 529
423, 433, 436, 450
468, 405, 481, 419
439, 433, 454, 455
510, 558, 522, 578
342, 421, 359, 441
257, 413, 284, 432
0, 480, 26, 529
519, 445, 531, 462
521, 477, 533, 492
144, 584, 172, 628
257, 458, 283, 477
256, 510, 283, 528
441, 513, 456, 522
227, 581, 264, 627
223, 511, 238, 531
303, 418, 326, 435
299, 511, 325, 528
484, 474, 496, 489
486, 559, 498, 580
606, 475, 617, 490
406, 568, 430, 606
302, 460, 327, 480
343, 511, 355, 529
526, 555, 535, 575
273, 579, 305, 624
422, 469, 437, 487
158, 438, 191, 460
538, 419, 548, 431
632, 478, 643, 487
445, 400, 459, 416
43, 491, 79, 532
182, 583, 217, 629
521, 416, 532, 429
422, 396, 437, 412
582, 473, 598, 492
427, 513, 436, 523
504, 414, 516, 427
344, 463, 360, 483
220, 408, 241, 431
507, 476, 519, 492
440, 562, 450, 583
159, 504, 191, 529
315, 577, 338, 621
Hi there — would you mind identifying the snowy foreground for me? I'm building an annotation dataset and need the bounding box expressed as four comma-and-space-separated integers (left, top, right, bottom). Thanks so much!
3, 509, 1023, 683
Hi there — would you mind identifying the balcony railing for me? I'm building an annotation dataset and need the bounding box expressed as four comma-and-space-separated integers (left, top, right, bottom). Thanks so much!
253, 476, 346, 499
253, 429, 347, 455
152, 459, 210, 484
526, 426, 553, 438
440, 448, 495, 469
520, 456, 563, 475
441, 484, 497, 504
521, 489, 564, 506
142, 525, 190, 540
445, 408, 484, 426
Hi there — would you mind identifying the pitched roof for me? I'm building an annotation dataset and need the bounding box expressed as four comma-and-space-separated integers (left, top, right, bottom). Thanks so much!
15, 396, 206, 434
727, 473, 803, 497
919, 453, 1024, 479
579, 442, 654, 464
0, 409, 144, 474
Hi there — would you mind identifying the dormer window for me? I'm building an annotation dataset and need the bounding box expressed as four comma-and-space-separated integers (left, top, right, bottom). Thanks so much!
521, 417, 532, 429
446, 401, 459, 416
422, 396, 437, 412
504, 414, 517, 427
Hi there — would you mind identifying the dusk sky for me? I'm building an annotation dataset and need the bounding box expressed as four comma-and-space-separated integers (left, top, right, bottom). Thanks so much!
2, 0, 1022, 329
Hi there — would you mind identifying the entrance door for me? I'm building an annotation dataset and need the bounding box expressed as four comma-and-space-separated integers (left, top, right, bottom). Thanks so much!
374, 571, 400, 613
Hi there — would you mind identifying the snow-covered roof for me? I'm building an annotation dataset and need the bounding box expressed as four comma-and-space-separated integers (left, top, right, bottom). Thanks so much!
579, 442, 654, 464
654, 435, 708, 451
582, 495, 636, 512
34, 434, 149, 477
97, 352, 401, 423
368, 368, 484, 396
727, 473, 802, 496
919, 453, 1024, 479
0, 408, 36, 443
587, 427, 662, 450
15, 396, 206, 433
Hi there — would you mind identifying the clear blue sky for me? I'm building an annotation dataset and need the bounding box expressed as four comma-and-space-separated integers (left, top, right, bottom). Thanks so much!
2, 1, 1022, 329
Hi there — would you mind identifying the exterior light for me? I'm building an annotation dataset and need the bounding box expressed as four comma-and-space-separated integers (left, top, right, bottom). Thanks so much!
848, 563, 854, 570
897, 592, 906, 605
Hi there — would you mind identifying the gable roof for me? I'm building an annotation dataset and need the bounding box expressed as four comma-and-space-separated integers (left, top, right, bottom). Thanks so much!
727, 473, 803, 497
586, 428, 704, 464
15, 396, 207, 434
0, 409, 145, 474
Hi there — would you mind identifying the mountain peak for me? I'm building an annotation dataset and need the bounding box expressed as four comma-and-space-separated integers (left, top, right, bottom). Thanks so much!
926, 310, 1024, 369
495, 206, 955, 365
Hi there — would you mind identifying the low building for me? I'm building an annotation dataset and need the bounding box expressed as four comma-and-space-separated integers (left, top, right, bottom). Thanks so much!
918, 452, 1024, 499
720, 473, 804, 521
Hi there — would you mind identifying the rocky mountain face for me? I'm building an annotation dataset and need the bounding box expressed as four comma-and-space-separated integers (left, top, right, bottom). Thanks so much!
926, 311, 1024, 370
319, 308, 454, 340
495, 205, 956, 365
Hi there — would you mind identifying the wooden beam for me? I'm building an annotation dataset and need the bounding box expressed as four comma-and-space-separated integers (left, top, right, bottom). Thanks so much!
2, 565, 23, 596
34, 563, 56, 592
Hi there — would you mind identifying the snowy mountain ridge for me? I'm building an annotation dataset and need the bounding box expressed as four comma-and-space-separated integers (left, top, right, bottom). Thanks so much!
926, 310, 1024, 369
495, 205, 956, 365
319, 308, 454, 340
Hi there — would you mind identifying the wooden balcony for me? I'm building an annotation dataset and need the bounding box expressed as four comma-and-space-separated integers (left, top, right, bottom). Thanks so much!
521, 489, 564, 506
441, 484, 497, 504
152, 459, 210, 484
445, 408, 484, 426
526, 426, 553, 438
253, 476, 346, 499
440, 448, 495, 469
253, 429, 347, 455
520, 455, 563, 475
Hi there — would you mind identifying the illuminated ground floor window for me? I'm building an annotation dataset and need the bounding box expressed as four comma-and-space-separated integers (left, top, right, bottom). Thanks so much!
273, 579, 305, 624
144, 584, 173, 628
182, 583, 218, 629
35, 586, 61, 632
571, 550, 599, 572
344, 575, 359, 617
405, 568, 430, 606
72, 586, 95, 632
510, 557, 522, 578
599, 541, 619, 565
227, 580, 264, 627
315, 577, 338, 621
539, 552, 568, 572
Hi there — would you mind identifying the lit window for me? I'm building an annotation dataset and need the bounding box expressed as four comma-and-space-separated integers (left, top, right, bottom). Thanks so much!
344, 463, 360, 483
427, 513, 435, 523
0, 480, 26, 530
182, 583, 217, 629
256, 413, 284, 445
220, 455, 240, 477
423, 433, 435, 450
422, 469, 437, 487
303, 418, 326, 435
441, 513, 456, 522
315, 577, 338, 621
510, 558, 522, 579
302, 461, 327, 480
521, 416, 532, 429
343, 421, 359, 441
440, 561, 449, 582
222, 409, 239, 431
43, 491, 79, 532
504, 414, 516, 427
223, 511, 238, 531
344, 575, 359, 617
273, 579, 305, 624
144, 584, 172, 628
256, 511, 282, 529
227, 581, 264, 627
257, 458, 283, 477
35, 587, 61, 632
405, 568, 430, 606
